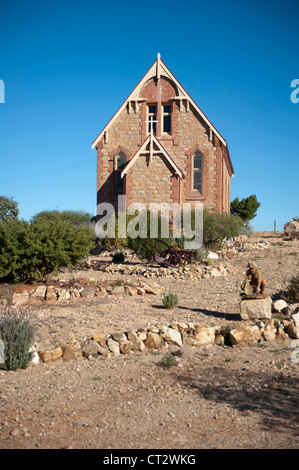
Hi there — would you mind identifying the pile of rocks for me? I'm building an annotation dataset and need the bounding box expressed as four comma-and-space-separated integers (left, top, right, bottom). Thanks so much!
284, 220, 299, 240
234, 240, 270, 252
29, 311, 299, 366
101, 262, 229, 280
10, 280, 164, 306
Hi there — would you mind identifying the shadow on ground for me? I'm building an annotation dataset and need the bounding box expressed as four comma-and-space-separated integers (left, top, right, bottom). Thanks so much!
173, 365, 299, 434
151, 304, 241, 321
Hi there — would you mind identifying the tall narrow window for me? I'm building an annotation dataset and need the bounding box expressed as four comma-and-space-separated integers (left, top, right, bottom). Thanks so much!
193, 151, 203, 193
147, 105, 157, 134
115, 151, 126, 193
162, 104, 171, 133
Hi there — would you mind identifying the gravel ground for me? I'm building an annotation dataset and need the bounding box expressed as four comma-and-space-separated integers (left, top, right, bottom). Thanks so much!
0, 232, 298, 450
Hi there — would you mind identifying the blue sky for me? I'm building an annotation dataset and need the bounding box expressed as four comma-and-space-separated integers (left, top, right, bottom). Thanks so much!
0, 0, 298, 231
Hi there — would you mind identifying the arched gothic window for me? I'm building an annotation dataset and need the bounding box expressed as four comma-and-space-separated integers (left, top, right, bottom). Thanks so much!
115, 151, 126, 193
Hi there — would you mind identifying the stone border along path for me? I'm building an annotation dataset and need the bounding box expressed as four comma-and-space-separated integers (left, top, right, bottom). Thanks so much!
9, 280, 165, 307
29, 311, 299, 366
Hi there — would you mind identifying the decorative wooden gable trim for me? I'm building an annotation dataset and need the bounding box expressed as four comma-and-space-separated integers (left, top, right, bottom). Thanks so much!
121, 134, 183, 180
92, 53, 229, 151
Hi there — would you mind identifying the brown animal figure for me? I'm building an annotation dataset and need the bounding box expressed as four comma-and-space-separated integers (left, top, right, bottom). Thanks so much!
241, 261, 267, 296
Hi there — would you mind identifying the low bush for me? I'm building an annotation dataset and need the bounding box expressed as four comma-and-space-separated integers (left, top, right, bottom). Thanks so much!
160, 354, 179, 368
0, 307, 36, 371
0, 216, 93, 282
112, 251, 125, 263
280, 274, 299, 303
201, 210, 244, 246
163, 292, 178, 309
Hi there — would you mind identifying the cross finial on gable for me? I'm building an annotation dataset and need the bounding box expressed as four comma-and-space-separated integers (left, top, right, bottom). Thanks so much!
156, 52, 161, 79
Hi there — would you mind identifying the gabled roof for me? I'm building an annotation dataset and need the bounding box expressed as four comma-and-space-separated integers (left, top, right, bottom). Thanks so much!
91, 53, 228, 150
121, 134, 184, 179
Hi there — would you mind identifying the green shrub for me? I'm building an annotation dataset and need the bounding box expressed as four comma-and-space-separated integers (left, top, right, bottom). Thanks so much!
0, 195, 19, 222
112, 251, 125, 263
0, 217, 93, 282
160, 354, 178, 368
0, 307, 36, 371
280, 275, 299, 303
201, 209, 243, 246
31, 209, 93, 225
163, 292, 178, 309
230, 195, 261, 222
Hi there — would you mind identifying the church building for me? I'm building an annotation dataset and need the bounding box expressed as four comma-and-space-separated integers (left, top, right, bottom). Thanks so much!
92, 54, 234, 215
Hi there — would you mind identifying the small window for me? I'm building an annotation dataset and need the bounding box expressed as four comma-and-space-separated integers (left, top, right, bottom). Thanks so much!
147, 105, 157, 134
115, 151, 126, 193
192, 151, 203, 193
162, 104, 171, 133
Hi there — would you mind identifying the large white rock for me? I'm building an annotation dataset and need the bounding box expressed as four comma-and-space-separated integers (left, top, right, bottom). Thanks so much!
161, 327, 183, 347
31, 286, 47, 300
292, 312, 299, 327
240, 297, 272, 321
272, 299, 288, 313
107, 338, 120, 356
284, 220, 299, 238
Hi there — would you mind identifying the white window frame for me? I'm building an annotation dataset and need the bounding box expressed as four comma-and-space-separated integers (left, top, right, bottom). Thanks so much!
192, 151, 203, 193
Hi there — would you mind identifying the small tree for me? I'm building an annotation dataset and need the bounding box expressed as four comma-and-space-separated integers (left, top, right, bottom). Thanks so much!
0, 217, 93, 282
230, 195, 261, 222
31, 209, 93, 225
0, 196, 19, 222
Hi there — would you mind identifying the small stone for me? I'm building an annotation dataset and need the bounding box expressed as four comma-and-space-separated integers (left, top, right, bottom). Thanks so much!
31, 285, 47, 300
46, 286, 57, 301
97, 345, 110, 356
119, 339, 131, 354
285, 323, 299, 339
39, 347, 62, 363
111, 285, 125, 295
276, 328, 288, 341
145, 332, 164, 349
12, 291, 29, 306
80, 286, 97, 298
194, 327, 216, 345
127, 329, 145, 351
161, 327, 182, 347
35, 341, 56, 352
62, 345, 82, 361
107, 338, 120, 356
92, 333, 109, 347
112, 332, 126, 342
137, 287, 146, 295
95, 287, 107, 297
292, 311, 299, 327
229, 326, 259, 347
138, 331, 147, 341
263, 330, 276, 342
272, 299, 288, 313
124, 286, 138, 296
81, 340, 101, 357
214, 333, 224, 346
30, 348, 40, 365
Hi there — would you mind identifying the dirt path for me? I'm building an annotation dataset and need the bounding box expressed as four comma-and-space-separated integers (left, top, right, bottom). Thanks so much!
0, 232, 298, 449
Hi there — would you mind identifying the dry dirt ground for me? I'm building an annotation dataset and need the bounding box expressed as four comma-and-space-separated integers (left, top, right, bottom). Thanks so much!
0, 232, 298, 450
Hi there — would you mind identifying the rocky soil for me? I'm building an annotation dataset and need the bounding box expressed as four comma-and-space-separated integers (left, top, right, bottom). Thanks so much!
0, 232, 298, 450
